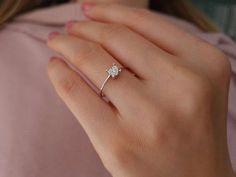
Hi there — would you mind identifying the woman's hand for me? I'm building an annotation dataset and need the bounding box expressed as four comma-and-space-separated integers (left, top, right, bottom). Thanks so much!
47, 3, 234, 177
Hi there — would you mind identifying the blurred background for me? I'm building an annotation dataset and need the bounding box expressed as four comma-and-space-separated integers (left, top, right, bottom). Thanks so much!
191, 0, 236, 41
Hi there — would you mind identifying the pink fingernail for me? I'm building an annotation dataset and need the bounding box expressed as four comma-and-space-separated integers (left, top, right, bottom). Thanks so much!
48, 32, 60, 40
81, 2, 95, 12
65, 20, 77, 30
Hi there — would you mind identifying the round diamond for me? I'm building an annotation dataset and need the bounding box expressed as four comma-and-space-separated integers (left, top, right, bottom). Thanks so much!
107, 64, 120, 78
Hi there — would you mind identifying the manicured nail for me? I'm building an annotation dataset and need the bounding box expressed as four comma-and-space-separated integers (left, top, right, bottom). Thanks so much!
48, 32, 60, 40
81, 2, 95, 12
65, 20, 77, 30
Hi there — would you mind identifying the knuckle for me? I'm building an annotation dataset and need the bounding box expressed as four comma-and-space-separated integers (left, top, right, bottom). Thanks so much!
102, 144, 128, 171
73, 42, 101, 67
145, 120, 179, 150
203, 44, 232, 77
213, 50, 232, 76
107, 145, 135, 171
58, 74, 78, 96
111, 146, 127, 163
100, 24, 127, 43
180, 73, 213, 116
128, 8, 151, 22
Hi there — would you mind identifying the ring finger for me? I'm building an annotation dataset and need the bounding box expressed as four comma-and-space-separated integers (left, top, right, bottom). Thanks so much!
47, 34, 145, 117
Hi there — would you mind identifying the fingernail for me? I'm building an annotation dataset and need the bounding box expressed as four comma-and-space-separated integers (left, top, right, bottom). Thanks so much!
65, 20, 77, 30
48, 32, 60, 40
81, 2, 95, 12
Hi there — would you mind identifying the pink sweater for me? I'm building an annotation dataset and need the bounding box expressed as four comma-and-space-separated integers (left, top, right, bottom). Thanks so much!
0, 3, 235, 177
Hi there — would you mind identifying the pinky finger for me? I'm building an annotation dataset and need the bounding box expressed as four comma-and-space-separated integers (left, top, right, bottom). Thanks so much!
47, 57, 118, 146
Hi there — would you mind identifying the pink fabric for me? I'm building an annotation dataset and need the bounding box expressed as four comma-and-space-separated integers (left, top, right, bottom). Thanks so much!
0, 2, 235, 177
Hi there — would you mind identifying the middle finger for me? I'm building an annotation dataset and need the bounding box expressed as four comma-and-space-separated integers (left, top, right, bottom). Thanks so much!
65, 20, 174, 80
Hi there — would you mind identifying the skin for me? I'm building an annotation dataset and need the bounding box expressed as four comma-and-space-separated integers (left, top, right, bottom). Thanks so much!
47, 2, 235, 177
75, 0, 149, 8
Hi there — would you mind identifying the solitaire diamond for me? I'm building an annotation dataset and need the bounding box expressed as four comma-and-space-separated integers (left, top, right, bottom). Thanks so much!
107, 63, 122, 78
100, 63, 124, 97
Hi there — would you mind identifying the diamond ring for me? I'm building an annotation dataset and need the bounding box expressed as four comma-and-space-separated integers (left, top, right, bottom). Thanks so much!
99, 63, 123, 97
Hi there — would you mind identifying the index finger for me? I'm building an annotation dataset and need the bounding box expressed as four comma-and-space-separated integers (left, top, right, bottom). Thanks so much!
81, 3, 200, 56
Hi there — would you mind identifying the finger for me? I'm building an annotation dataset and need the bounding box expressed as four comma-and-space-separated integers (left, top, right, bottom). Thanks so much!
65, 20, 172, 80
81, 3, 201, 56
47, 57, 118, 145
80, 3, 221, 84
47, 34, 146, 118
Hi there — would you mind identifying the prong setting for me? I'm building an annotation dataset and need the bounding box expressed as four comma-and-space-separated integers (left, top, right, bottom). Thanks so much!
106, 63, 122, 78
100, 63, 124, 97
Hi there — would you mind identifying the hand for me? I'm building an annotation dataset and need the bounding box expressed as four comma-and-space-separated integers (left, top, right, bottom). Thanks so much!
47, 3, 234, 177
